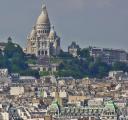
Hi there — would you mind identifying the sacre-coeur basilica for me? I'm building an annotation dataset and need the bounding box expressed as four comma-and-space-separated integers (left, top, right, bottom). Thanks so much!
26, 1, 61, 57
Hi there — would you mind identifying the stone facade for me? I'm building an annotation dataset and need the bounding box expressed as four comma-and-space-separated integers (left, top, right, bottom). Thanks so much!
90, 47, 128, 64
68, 42, 80, 57
27, 2, 60, 57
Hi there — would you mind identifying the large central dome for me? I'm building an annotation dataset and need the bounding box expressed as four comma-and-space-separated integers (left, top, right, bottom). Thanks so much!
36, 3, 50, 25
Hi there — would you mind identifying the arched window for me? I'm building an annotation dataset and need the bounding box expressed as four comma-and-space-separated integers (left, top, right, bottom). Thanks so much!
43, 68, 46, 71
45, 51, 47, 55
42, 42, 44, 46
42, 51, 44, 55
38, 51, 40, 55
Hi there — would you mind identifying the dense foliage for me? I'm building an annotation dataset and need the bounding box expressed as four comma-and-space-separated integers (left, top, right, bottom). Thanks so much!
0, 38, 128, 79
0, 38, 39, 78
54, 49, 128, 79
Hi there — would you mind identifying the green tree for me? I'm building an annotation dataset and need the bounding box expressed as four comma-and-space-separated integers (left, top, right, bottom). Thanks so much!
1, 39, 39, 78
112, 62, 128, 72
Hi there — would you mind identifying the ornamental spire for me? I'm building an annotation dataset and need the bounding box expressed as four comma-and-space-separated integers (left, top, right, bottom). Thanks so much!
51, 25, 55, 32
42, 0, 46, 9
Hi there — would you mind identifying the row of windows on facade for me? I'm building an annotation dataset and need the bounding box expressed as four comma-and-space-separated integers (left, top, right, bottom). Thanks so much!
29, 30, 49, 39
30, 36, 47, 40
30, 36, 55, 41
41, 67, 54, 72
37, 30, 49, 34
38, 50, 48, 55
102, 116, 115, 119
62, 108, 101, 113
103, 111, 115, 115
31, 42, 48, 47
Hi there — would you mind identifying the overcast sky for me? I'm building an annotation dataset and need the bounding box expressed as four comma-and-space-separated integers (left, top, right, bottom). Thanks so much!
0, 0, 128, 51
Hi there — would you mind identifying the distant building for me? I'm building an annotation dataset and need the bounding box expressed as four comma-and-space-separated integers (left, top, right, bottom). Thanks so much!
51, 91, 67, 99
0, 69, 8, 77
10, 86, 24, 96
109, 71, 124, 79
11, 73, 20, 83
59, 90, 67, 98
90, 47, 128, 64
19, 76, 36, 84
49, 105, 103, 120
11, 74, 37, 85
88, 98, 104, 107
41, 76, 57, 85
0, 112, 9, 120
100, 101, 118, 120
27, 1, 61, 57
68, 96, 88, 106
108, 71, 128, 81
0, 42, 7, 51
68, 42, 80, 57
48, 100, 118, 120
44, 115, 52, 120
37, 56, 58, 72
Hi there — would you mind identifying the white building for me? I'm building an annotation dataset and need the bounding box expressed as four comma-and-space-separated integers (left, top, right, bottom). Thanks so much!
19, 76, 37, 84
27, 1, 60, 57
109, 71, 124, 79
10, 86, 24, 96
59, 90, 67, 98
68, 42, 80, 57
51, 90, 67, 98
88, 98, 104, 107
0, 69, 8, 77
1, 112, 9, 120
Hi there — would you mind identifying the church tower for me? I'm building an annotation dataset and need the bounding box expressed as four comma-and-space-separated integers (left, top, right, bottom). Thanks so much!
27, 1, 61, 57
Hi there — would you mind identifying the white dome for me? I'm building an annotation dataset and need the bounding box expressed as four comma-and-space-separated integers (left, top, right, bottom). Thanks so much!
36, 4, 50, 25
29, 26, 36, 38
48, 26, 56, 39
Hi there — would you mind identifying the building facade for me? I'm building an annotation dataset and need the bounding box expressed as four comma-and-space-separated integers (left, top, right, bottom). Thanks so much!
90, 47, 128, 64
68, 42, 80, 57
10, 86, 24, 96
27, 2, 61, 57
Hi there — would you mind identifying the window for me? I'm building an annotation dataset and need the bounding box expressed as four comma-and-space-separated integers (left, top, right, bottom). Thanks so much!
41, 51, 44, 55
112, 116, 114, 119
38, 51, 40, 55
45, 51, 47, 55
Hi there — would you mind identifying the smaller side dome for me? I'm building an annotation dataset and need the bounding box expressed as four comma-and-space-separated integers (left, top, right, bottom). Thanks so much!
29, 26, 36, 39
48, 26, 57, 39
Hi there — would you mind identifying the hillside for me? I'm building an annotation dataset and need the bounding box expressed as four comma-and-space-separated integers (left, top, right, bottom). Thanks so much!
0, 39, 128, 79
